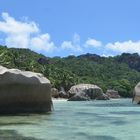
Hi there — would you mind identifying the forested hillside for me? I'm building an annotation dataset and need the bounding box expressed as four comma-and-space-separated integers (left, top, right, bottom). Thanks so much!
0, 45, 140, 97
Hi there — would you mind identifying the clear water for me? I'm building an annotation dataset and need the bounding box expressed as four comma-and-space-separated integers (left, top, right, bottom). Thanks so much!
0, 99, 140, 140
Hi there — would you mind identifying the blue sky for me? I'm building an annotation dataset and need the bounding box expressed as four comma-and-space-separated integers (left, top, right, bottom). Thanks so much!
0, 0, 140, 57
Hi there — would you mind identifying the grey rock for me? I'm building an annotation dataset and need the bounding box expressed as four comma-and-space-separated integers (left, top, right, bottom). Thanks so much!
68, 95, 90, 101
51, 88, 59, 98
96, 93, 110, 100
68, 84, 109, 101
106, 90, 120, 98
68, 91, 90, 101
0, 66, 52, 114
133, 82, 140, 104
58, 91, 69, 98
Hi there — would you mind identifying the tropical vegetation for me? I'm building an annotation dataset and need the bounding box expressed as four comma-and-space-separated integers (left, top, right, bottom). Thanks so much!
0, 45, 140, 97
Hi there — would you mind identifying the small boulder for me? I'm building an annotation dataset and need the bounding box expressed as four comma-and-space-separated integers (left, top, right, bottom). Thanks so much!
51, 88, 59, 98
106, 90, 120, 98
59, 91, 69, 98
96, 93, 110, 100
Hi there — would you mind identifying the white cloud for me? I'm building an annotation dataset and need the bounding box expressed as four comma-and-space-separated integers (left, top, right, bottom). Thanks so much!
101, 54, 114, 57
2, 13, 140, 56
61, 41, 74, 50
30, 34, 56, 52
0, 13, 39, 35
85, 38, 102, 48
73, 33, 80, 44
61, 33, 82, 52
106, 40, 140, 53
0, 12, 55, 52
61, 41, 82, 52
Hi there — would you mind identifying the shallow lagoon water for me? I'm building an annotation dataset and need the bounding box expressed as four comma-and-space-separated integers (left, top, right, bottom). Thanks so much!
0, 99, 140, 140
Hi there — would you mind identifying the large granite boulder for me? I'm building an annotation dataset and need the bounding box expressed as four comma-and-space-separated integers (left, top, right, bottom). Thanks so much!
68, 84, 109, 101
133, 82, 140, 104
0, 66, 52, 114
106, 89, 120, 98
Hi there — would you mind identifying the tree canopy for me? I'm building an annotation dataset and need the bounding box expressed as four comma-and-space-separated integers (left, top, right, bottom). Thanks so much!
0, 45, 140, 97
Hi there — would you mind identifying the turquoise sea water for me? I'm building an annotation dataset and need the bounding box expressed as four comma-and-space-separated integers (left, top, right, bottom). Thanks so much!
0, 99, 140, 140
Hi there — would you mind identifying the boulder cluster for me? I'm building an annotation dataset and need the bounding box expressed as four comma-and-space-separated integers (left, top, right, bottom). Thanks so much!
1, 65, 134, 114
51, 84, 121, 101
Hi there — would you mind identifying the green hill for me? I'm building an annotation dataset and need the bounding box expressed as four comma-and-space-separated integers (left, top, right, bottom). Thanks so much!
0, 45, 140, 97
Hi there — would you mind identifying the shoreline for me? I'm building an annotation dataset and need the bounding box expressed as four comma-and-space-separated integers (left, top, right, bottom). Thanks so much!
52, 98, 67, 102
52, 97, 132, 102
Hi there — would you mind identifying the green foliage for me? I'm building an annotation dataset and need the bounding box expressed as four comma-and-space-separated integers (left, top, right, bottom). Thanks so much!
0, 45, 140, 97
43, 65, 78, 90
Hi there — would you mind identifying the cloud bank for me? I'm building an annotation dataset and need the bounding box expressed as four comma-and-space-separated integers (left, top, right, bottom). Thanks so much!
0, 12, 55, 53
0, 12, 140, 56
61, 33, 82, 52
85, 38, 102, 48
106, 40, 140, 54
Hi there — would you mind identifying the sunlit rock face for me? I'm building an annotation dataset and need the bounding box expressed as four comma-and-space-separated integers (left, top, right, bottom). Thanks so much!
0, 66, 52, 114
133, 82, 140, 104
68, 84, 109, 101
